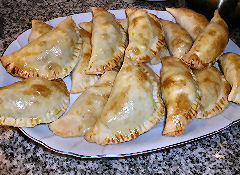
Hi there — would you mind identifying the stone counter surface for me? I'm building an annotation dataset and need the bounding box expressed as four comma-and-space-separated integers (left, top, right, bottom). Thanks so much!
0, 0, 240, 174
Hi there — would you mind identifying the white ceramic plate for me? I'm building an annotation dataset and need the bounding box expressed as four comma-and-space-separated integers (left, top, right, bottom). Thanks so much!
1, 10, 240, 158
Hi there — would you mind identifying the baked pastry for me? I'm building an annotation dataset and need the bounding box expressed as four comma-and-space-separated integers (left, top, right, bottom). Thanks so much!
86, 7, 127, 74
162, 20, 193, 58
70, 29, 100, 93
166, 7, 209, 40
79, 18, 128, 33
28, 20, 53, 43
0, 78, 69, 127
195, 67, 230, 118
160, 56, 201, 136
1, 16, 82, 80
84, 56, 165, 145
180, 10, 229, 69
219, 52, 240, 103
49, 71, 117, 137
125, 8, 166, 63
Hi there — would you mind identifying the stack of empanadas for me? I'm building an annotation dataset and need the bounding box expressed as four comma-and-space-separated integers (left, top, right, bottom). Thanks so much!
1, 7, 239, 145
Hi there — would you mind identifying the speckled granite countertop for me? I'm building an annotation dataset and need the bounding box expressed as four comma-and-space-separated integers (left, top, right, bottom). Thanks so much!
1, 0, 240, 174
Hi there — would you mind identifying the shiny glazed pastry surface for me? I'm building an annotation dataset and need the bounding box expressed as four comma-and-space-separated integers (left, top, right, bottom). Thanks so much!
160, 56, 201, 136
0, 78, 70, 127
125, 8, 166, 63
162, 20, 193, 58
166, 7, 209, 40
1, 17, 82, 80
220, 52, 240, 104
84, 57, 165, 145
196, 67, 230, 118
86, 7, 127, 74
180, 10, 229, 69
49, 71, 117, 137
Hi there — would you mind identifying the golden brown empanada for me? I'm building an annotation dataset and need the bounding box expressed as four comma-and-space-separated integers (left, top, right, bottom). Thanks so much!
0, 78, 69, 127
161, 20, 193, 58
49, 71, 117, 137
219, 52, 240, 104
28, 20, 53, 43
70, 29, 100, 93
84, 56, 165, 145
1, 16, 82, 80
196, 67, 230, 118
166, 7, 209, 40
180, 10, 229, 69
86, 7, 127, 74
160, 56, 201, 136
125, 8, 166, 63
78, 18, 128, 33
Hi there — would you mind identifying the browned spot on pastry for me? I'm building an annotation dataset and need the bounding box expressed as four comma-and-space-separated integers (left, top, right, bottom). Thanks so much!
134, 129, 140, 137
176, 93, 191, 113
162, 77, 187, 89
107, 87, 129, 113
102, 33, 109, 40
84, 52, 91, 59
52, 79, 69, 97
136, 70, 148, 84
39, 41, 47, 47
162, 77, 175, 88
130, 47, 140, 55
24, 84, 51, 97
132, 16, 145, 27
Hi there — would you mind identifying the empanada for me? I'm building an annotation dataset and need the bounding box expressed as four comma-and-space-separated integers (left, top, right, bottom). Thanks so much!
160, 56, 201, 136
86, 7, 127, 74
28, 20, 53, 43
161, 20, 193, 58
1, 16, 82, 80
0, 78, 69, 127
219, 52, 240, 103
79, 18, 128, 33
49, 71, 117, 137
196, 67, 230, 118
71, 29, 100, 93
166, 7, 209, 40
125, 8, 166, 63
180, 10, 229, 69
84, 56, 165, 145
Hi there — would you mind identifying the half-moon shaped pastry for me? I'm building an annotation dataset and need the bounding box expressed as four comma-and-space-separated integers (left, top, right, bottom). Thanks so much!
166, 7, 209, 40
160, 56, 201, 136
79, 18, 128, 33
196, 67, 230, 118
219, 52, 240, 104
1, 16, 82, 80
28, 20, 53, 43
125, 8, 166, 63
86, 7, 127, 74
71, 29, 100, 93
49, 71, 117, 137
180, 10, 229, 69
0, 78, 69, 127
162, 20, 193, 58
84, 57, 165, 145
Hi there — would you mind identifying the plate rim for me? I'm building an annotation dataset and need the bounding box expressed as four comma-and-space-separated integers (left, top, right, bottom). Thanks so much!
19, 119, 240, 159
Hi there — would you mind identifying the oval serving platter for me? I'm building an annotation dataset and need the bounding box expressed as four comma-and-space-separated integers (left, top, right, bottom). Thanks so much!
1, 9, 240, 158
